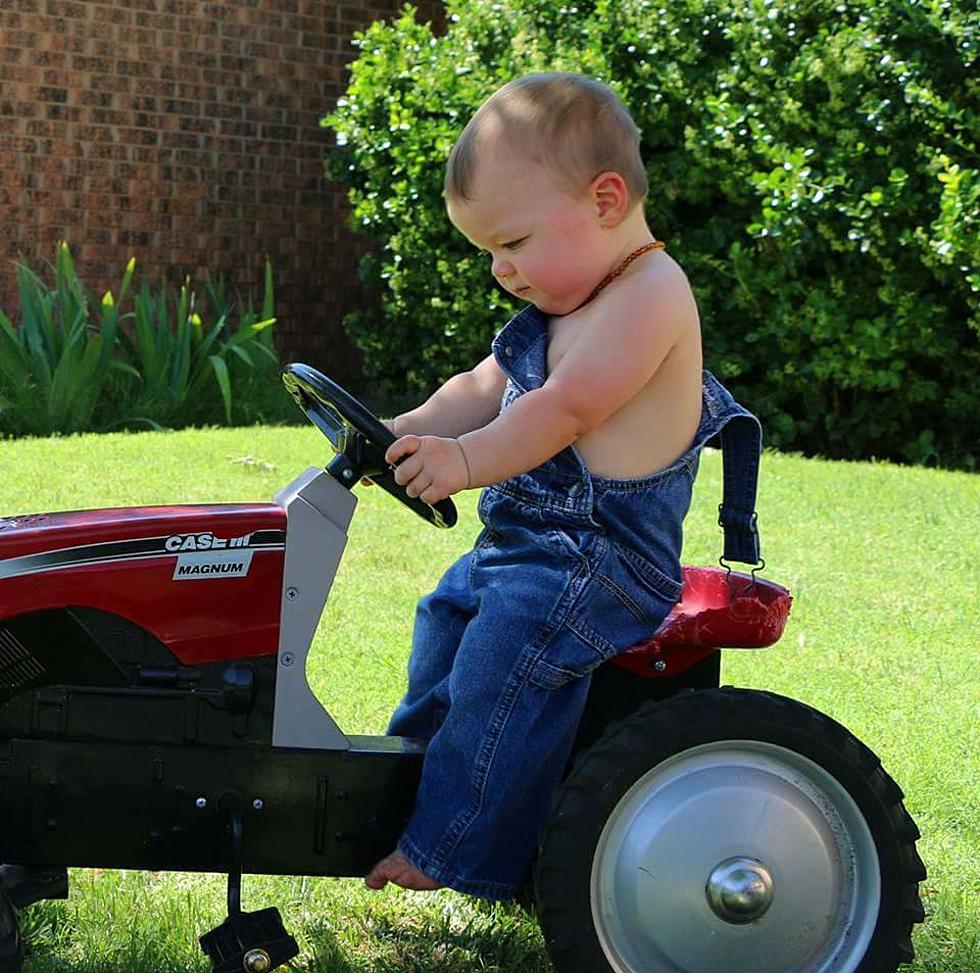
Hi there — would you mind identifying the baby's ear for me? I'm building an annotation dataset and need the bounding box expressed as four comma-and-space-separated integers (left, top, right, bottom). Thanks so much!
591, 171, 630, 227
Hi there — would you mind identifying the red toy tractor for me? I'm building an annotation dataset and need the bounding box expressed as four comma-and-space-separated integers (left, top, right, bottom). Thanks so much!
0, 365, 924, 973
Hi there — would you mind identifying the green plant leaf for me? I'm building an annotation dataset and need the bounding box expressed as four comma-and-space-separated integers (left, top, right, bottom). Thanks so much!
229, 345, 254, 367
209, 354, 232, 423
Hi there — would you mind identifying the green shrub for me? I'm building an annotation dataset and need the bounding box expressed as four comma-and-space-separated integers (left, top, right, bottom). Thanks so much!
324, 0, 978, 468
0, 244, 289, 437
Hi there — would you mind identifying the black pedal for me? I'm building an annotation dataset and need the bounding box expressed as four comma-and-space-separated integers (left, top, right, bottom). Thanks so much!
199, 906, 298, 973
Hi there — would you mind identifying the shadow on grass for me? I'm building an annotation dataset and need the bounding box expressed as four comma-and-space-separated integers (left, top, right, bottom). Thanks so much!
19, 894, 550, 973
22, 928, 546, 973
19, 897, 212, 973
292, 898, 552, 973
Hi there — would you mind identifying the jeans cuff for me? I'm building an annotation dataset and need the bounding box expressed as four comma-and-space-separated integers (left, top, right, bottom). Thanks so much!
398, 834, 518, 901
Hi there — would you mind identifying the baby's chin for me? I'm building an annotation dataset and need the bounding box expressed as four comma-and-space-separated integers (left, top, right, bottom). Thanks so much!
530, 294, 581, 317
516, 287, 573, 315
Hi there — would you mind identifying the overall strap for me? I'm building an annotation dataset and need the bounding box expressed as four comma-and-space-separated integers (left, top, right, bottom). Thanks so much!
714, 413, 763, 565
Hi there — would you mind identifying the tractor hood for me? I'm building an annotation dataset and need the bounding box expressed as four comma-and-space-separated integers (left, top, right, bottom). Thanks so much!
0, 504, 285, 562
0, 504, 287, 665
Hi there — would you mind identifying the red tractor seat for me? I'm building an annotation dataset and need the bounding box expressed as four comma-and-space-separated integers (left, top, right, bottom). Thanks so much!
609, 565, 793, 679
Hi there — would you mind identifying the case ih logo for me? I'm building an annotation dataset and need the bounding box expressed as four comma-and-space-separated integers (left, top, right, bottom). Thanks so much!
165, 532, 253, 552
168, 532, 259, 581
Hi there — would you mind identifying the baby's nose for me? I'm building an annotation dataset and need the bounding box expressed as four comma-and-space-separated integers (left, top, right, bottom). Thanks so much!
492, 255, 515, 279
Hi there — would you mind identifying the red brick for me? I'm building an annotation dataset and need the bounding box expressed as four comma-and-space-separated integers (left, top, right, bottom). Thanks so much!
92, 4, 132, 25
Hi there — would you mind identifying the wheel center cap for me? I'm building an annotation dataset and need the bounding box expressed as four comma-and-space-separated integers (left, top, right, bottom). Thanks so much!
705, 856, 774, 923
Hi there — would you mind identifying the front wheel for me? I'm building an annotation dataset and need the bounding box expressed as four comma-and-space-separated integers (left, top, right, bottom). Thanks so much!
535, 688, 925, 973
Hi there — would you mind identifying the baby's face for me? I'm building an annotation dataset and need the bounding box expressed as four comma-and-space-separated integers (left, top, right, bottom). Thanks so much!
447, 135, 610, 316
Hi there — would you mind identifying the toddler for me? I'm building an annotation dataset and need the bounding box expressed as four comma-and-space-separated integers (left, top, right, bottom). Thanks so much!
364, 73, 762, 898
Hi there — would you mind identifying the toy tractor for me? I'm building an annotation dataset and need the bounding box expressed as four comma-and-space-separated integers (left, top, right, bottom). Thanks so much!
0, 364, 924, 973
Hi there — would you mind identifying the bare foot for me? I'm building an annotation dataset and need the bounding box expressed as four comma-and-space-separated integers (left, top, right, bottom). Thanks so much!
364, 850, 444, 892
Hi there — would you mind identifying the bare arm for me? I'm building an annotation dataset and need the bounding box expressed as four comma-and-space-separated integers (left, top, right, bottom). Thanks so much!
391, 353, 507, 439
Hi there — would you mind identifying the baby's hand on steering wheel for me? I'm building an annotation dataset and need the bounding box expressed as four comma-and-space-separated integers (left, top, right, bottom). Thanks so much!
386, 435, 470, 504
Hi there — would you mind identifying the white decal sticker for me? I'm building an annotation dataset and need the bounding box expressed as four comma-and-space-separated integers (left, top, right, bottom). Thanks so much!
173, 550, 254, 581
165, 531, 254, 552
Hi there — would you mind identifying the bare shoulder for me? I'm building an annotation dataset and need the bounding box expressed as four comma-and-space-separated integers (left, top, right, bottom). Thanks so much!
548, 249, 699, 377
617, 248, 699, 333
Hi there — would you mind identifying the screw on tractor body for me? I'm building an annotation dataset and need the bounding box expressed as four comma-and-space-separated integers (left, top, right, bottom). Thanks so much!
285, 586, 298, 601
252, 798, 264, 811
281, 652, 295, 668
195, 797, 207, 809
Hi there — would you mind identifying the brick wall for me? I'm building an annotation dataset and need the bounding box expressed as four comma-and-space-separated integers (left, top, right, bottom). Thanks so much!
0, 0, 444, 389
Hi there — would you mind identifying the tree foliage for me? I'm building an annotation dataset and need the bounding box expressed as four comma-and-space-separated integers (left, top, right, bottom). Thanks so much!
324, 0, 978, 467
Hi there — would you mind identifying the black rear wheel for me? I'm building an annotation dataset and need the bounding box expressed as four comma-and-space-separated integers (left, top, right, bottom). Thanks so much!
535, 688, 925, 973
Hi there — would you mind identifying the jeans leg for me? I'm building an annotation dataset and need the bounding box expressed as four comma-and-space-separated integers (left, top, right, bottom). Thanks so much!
386, 552, 476, 741
396, 552, 592, 899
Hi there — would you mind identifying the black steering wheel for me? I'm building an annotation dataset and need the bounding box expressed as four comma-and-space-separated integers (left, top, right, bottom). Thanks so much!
282, 363, 457, 529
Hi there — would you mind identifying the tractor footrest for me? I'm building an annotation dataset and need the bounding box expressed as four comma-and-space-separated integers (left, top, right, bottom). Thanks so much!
199, 906, 299, 973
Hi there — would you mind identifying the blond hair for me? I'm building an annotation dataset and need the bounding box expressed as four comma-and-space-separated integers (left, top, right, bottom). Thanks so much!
445, 73, 648, 206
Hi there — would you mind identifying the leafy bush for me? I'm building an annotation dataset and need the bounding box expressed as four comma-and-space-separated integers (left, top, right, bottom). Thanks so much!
113, 260, 280, 429
0, 244, 289, 437
0, 244, 138, 437
324, 0, 978, 468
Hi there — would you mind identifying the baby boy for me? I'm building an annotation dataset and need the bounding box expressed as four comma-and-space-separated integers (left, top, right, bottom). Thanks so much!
364, 72, 726, 899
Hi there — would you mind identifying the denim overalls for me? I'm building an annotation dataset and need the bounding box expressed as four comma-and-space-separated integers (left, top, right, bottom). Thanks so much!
388, 305, 763, 899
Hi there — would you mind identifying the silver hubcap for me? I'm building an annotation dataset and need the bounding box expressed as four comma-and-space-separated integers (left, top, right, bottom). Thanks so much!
590, 741, 881, 973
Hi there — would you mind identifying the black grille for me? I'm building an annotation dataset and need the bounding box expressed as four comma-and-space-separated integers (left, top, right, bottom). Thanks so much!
0, 625, 46, 689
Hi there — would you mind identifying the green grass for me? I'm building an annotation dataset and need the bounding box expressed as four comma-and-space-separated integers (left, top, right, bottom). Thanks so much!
1, 425, 977, 972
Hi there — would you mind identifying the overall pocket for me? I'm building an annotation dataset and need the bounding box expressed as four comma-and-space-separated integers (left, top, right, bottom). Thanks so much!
528, 537, 681, 689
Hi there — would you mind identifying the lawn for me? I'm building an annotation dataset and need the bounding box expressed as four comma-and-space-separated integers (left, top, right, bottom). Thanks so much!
0, 424, 977, 973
